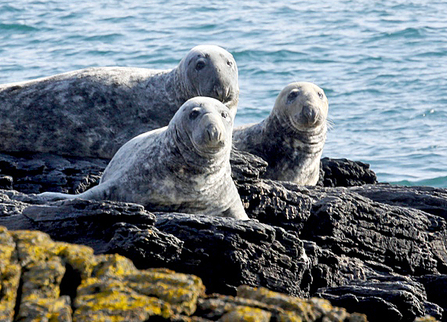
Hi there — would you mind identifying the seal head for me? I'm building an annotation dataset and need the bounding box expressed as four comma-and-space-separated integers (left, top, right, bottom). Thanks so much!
274, 82, 328, 132
176, 45, 239, 118
233, 82, 329, 185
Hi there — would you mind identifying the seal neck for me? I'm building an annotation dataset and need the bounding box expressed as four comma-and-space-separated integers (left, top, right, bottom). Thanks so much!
172, 65, 191, 107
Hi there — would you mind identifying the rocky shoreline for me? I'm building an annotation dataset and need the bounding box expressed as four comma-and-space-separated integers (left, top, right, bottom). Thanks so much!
1, 150, 446, 321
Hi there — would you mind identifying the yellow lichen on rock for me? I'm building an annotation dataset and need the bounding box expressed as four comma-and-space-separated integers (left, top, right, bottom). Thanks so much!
0, 225, 374, 322
21, 256, 66, 299
92, 254, 138, 278
0, 263, 21, 322
220, 306, 272, 322
74, 278, 172, 322
10, 230, 72, 270
0, 226, 15, 262
125, 268, 205, 315
236, 286, 368, 322
0, 226, 21, 321
15, 295, 72, 322
58, 243, 97, 280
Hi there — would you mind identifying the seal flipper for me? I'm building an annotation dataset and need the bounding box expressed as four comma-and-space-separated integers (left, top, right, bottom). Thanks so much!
221, 194, 249, 220
38, 183, 107, 202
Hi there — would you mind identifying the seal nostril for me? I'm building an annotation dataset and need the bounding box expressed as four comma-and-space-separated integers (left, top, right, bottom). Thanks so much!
206, 125, 218, 142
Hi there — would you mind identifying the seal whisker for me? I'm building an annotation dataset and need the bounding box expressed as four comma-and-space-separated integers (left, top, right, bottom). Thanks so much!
326, 118, 335, 131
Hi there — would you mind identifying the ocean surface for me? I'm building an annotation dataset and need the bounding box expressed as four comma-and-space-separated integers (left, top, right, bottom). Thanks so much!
1, 0, 446, 186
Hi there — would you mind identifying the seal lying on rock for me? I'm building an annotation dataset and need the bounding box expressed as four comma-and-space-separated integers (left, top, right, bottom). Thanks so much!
233, 82, 329, 185
0, 45, 239, 159
39, 97, 249, 220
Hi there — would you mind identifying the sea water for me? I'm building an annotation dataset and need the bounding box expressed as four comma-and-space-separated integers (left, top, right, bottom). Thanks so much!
1, 0, 446, 186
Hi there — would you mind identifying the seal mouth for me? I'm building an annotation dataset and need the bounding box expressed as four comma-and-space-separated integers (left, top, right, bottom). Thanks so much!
192, 140, 226, 156
290, 108, 325, 130
213, 85, 234, 105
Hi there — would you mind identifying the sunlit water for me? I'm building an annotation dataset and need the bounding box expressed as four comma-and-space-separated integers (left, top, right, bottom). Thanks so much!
1, 0, 446, 186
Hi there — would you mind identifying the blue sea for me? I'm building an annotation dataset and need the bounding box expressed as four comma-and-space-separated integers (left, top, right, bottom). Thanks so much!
1, 0, 446, 187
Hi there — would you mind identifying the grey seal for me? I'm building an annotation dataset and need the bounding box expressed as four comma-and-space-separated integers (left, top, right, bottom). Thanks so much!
233, 82, 329, 185
0, 45, 239, 159
39, 97, 249, 220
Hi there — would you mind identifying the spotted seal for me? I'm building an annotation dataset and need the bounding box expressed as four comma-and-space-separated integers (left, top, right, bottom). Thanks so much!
0, 45, 239, 159
39, 97, 249, 220
233, 82, 329, 185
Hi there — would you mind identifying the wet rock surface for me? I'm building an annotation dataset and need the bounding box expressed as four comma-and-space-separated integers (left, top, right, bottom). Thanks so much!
1, 151, 446, 321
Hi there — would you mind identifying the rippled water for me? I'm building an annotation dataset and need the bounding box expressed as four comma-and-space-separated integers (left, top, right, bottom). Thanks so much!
1, 0, 446, 186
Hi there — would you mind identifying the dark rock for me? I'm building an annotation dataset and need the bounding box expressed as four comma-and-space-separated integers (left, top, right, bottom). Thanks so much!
0, 152, 107, 194
104, 222, 184, 268
418, 274, 447, 321
235, 179, 319, 231
300, 189, 447, 276
317, 275, 443, 322
154, 213, 309, 297
230, 148, 268, 182
1, 151, 447, 321
351, 183, 447, 219
21, 199, 156, 253
318, 157, 378, 187
0, 175, 13, 190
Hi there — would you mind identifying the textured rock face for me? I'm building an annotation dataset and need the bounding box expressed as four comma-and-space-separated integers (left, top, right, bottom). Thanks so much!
0, 226, 368, 321
0, 152, 106, 194
1, 150, 447, 321
0, 152, 376, 194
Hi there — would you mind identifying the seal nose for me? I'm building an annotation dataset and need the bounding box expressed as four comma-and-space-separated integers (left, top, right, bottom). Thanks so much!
301, 105, 318, 125
206, 123, 223, 145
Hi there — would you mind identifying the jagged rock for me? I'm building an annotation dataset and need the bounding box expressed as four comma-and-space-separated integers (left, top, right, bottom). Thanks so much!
104, 222, 184, 268
318, 157, 378, 187
1, 150, 447, 321
418, 274, 447, 321
300, 188, 447, 276
317, 275, 443, 322
196, 285, 368, 322
1, 180, 447, 320
1, 226, 373, 321
230, 148, 268, 182
235, 179, 321, 231
154, 213, 309, 297
0, 152, 107, 194
0, 175, 13, 190
351, 183, 447, 219
21, 199, 156, 252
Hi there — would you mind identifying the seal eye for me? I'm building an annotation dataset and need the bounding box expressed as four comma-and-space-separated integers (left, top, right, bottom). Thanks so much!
227, 60, 233, 67
318, 92, 324, 99
195, 60, 206, 71
220, 111, 229, 119
287, 90, 299, 104
189, 109, 201, 120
